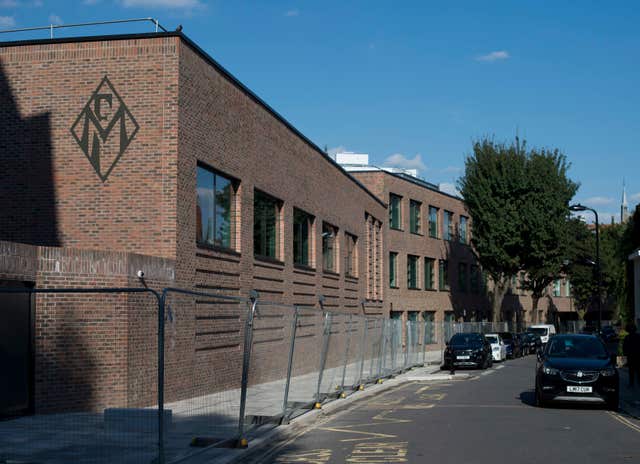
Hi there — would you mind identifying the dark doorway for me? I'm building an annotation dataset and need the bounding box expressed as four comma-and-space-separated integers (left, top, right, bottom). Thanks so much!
0, 280, 34, 417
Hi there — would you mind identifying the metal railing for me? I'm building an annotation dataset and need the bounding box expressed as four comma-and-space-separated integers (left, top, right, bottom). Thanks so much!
0, 18, 168, 38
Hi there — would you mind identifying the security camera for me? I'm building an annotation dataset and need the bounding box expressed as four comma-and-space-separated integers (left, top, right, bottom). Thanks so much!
136, 270, 145, 279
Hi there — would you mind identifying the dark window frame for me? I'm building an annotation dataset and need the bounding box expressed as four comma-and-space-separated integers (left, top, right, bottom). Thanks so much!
424, 257, 435, 290
322, 222, 339, 273
409, 199, 422, 235
293, 208, 314, 268
407, 254, 420, 289
389, 251, 399, 288
428, 206, 439, 239
253, 189, 283, 261
389, 193, 403, 230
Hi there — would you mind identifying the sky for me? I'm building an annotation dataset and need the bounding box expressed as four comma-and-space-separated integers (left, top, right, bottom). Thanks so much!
1, 1, 639, 223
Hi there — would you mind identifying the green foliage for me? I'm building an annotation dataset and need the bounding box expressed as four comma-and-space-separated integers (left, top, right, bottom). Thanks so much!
459, 137, 578, 320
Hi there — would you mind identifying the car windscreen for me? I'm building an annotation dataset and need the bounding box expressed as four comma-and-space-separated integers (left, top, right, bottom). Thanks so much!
450, 334, 482, 345
546, 337, 608, 359
485, 335, 498, 344
528, 327, 548, 336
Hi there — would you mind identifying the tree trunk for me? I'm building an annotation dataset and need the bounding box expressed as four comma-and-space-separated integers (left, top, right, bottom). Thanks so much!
491, 279, 508, 323
531, 294, 541, 324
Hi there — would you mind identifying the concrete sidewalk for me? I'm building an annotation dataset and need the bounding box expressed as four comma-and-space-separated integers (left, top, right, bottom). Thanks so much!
618, 367, 640, 418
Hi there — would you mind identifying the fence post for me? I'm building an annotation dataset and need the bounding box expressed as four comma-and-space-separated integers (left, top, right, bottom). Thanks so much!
157, 292, 167, 464
404, 320, 411, 369
281, 306, 299, 420
315, 297, 331, 408
236, 291, 258, 447
357, 315, 368, 388
339, 314, 353, 396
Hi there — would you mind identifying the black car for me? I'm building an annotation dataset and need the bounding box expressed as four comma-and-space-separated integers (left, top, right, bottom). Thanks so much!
499, 332, 521, 358
444, 332, 492, 369
525, 332, 542, 353
535, 334, 619, 410
516, 333, 530, 355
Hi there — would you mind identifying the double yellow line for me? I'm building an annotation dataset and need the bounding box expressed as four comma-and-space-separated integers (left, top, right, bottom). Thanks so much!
608, 411, 640, 434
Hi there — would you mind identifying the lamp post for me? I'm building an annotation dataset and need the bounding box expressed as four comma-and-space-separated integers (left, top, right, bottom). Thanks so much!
569, 203, 602, 330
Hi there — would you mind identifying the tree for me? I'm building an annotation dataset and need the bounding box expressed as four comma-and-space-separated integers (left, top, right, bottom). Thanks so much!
459, 137, 578, 322
519, 147, 578, 323
459, 138, 527, 322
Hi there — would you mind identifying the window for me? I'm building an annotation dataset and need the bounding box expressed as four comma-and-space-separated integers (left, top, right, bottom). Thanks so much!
520, 272, 527, 295
470, 265, 480, 293
424, 258, 435, 290
553, 279, 561, 297
345, 232, 358, 277
196, 165, 235, 249
443, 210, 454, 240
407, 255, 419, 289
389, 252, 398, 287
459, 216, 468, 244
439, 259, 449, 290
293, 208, 313, 266
409, 200, 421, 234
389, 194, 402, 230
254, 189, 281, 259
565, 279, 571, 297
458, 263, 467, 292
322, 222, 338, 272
429, 206, 439, 238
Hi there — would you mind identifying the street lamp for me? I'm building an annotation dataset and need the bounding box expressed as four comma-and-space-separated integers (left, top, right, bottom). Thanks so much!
569, 203, 602, 330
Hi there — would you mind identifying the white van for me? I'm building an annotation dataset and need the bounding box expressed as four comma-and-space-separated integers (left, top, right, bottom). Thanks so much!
527, 324, 556, 345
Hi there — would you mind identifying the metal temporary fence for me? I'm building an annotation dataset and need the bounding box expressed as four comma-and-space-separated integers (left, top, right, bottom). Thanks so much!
0, 286, 435, 464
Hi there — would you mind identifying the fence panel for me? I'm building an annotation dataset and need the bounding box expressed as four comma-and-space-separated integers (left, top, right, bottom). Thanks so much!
0, 288, 161, 464
161, 289, 250, 461
317, 313, 350, 402
284, 307, 324, 418
342, 315, 366, 394
359, 318, 383, 384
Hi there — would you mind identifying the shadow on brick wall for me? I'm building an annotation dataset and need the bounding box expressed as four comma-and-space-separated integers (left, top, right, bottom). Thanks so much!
0, 61, 59, 246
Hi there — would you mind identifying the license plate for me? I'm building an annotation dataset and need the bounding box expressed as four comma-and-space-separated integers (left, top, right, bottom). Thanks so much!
457, 355, 470, 360
567, 386, 592, 393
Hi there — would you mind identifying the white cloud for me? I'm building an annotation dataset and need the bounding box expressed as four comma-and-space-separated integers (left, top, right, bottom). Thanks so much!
0, 0, 19, 8
584, 196, 614, 206
327, 145, 348, 158
630, 192, 640, 203
383, 153, 426, 172
48, 13, 62, 25
285, 9, 299, 17
475, 50, 510, 62
439, 182, 461, 197
0, 15, 15, 27
121, 0, 202, 8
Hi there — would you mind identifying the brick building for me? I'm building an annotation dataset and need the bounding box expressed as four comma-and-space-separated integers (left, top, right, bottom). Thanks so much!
0, 31, 385, 416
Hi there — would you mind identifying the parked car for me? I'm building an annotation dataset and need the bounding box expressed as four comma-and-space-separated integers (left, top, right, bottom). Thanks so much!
525, 332, 543, 353
498, 332, 521, 358
444, 333, 493, 370
516, 333, 530, 355
527, 324, 556, 346
485, 333, 508, 362
535, 334, 619, 410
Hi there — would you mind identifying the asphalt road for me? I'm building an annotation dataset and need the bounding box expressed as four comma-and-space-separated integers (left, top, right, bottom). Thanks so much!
249, 356, 640, 464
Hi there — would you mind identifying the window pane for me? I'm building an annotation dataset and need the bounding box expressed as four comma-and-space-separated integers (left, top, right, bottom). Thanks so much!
196, 167, 215, 245
389, 252, 397, 287
293, 209, 311, 265
460, 216, 467, 243
439, 260, 449, 290
323, 223, 336, 271
410, 200, 421, 234
390, 194, 401, 229
429, 206, 438, 238
424, 258, 434, 290
254, 191, 278, 258
345, 233, 357, 276
408, 255, 418, 289
214, 174, 232, 248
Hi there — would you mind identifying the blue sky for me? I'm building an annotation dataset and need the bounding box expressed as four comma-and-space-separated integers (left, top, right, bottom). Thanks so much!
2, 1, 639, 222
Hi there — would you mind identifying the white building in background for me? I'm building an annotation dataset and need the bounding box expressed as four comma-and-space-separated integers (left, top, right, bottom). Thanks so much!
629, 248, 640, 326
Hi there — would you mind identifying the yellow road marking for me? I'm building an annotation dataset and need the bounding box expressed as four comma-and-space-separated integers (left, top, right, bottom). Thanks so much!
317, 426, 398, 442
420, 392, 446, 401
346, 441, 408, 463
416, 385, 431, 394
275, 449, 332, 463
371, 409, 413, 424
608, 412, 640, 434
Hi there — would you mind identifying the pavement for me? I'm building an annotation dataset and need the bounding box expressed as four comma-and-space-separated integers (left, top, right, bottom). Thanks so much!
236, 356, 640, 464
619, 367, 640, 418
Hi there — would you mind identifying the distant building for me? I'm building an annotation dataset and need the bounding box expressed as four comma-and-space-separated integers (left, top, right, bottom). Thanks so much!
621, 180, 630, 223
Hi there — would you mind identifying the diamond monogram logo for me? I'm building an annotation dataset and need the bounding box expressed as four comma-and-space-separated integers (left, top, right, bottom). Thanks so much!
70, 76, 139, 182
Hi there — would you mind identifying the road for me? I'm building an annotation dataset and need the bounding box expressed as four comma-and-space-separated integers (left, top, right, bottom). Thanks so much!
247, 356, 640, 464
